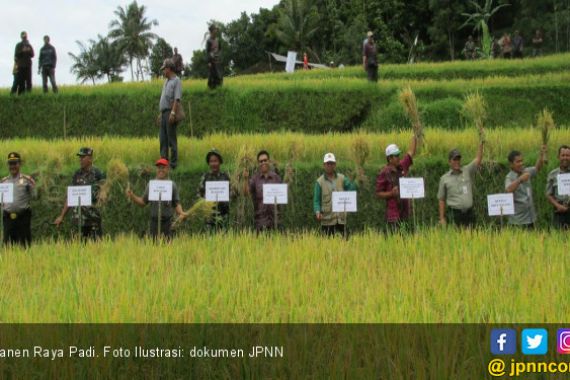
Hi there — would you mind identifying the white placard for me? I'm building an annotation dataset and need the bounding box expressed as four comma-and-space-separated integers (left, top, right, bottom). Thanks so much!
332, 191, 358, 213
67, 186, 92, 207
487, 193, 515, 216
205, 181, 230, 202
285, 51, 297, 73
148, 180, 173, 202
558, 173, 570, 196
399, 177, 425, 199
263, 184, 288, 205
0, 183, 14, 204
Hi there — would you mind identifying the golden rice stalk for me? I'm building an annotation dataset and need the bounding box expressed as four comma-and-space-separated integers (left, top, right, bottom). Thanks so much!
462, 92, 487, 143
351, 135, 370, 186
536, 108, 555, 146
399, 86, 424, 144
172, 199, 216, 229
230, 145, 256, 196
98, 159, 129, 206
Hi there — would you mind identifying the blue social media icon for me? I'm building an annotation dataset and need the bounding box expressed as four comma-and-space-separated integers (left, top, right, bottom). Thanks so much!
491, 329, 517, 355
522, 329, 548, 355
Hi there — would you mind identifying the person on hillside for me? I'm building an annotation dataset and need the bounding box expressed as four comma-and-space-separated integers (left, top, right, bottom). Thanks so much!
438, 140, 485, 227
197, 149, 231, 231
206, 24, 223, 89
313, 153, 358, 237
532, 30, 544, 57
247, 150, 282, 232
499, 32, 512, 59
126, 158, 188, 240
54, 148, 106, 240
546, 145, 570, 229
1, 152, 36, 247
491, 36, 501, 59
303, 52, 309, 70
464, 35, 476, 60
376, 136, 418, 232
512, 30, 524, 59
38, 35, 58, 93
13, 31, 34, 94
363, 32, 379, 82
172, 47, 184, 76
10, 61, 20, 95
158, 58, 182, 170
505, 146, 547, 229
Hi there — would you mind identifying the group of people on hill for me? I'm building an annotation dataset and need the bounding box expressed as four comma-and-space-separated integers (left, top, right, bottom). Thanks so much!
11, 31, 58, 95
2, 133, 569, 246
464, 29, 545, 60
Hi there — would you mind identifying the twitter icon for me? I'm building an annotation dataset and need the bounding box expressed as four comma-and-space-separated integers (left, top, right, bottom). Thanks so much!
522, 329, 548, 355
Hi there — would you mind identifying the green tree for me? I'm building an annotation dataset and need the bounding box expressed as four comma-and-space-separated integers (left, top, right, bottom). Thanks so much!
93, 35, 127, 83
274, 0, 321, 61
460, 0, 510, 57
108, 1, 158, 81
68, 41, 99, 85
149, 37, 173, 78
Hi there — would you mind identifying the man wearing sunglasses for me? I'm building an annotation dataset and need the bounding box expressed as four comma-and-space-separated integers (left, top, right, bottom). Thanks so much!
437, 140, 484, 227
1, 152, 36, 246
248, 150, 282, 232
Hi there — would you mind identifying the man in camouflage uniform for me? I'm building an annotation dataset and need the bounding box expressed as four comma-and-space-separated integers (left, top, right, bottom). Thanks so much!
54, 147, 105, 240
1, 152, 35, 246
197, 149, 230, 230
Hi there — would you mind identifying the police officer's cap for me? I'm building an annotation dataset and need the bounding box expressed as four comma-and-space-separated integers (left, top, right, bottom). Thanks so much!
77, 147, 94, 157
206, 149, 223, 164
7, 152, 21, 163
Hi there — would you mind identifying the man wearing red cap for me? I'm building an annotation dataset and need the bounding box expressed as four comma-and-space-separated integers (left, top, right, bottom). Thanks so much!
126, 158, 188, 240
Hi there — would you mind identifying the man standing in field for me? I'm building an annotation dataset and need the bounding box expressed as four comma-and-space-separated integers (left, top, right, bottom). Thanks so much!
248, 150, 282, 232
546, 145, 570, 229
159, 58, 182, 170
206, 24, 223, 89
38, 35, 58, 93
505, 147, 547, 228
376, 136, 418, 232
13, 31, 34, 94
54, 148, 106, 240
362, 32, 378, 82
1, 152, 36, 247
126, 158, 188, 240
172, 47, 184, 76
314, 153, 357, 236
438, 141, 484, 227
197, 149, 231, 230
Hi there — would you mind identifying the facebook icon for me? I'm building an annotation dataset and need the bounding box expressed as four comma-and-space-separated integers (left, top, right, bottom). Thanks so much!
491, 329, 517, 355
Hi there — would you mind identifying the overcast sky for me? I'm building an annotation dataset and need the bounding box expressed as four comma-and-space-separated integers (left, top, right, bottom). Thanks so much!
0, 0, 279, 88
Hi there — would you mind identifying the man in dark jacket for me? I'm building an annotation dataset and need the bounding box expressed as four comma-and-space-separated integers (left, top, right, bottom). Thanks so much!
14, 31, 34, 94
206, 24, 223, 89
38, 35, 58, 93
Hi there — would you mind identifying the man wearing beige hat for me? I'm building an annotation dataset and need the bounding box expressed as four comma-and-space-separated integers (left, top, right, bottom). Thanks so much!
1, 152, 36, 246
313, 153, 357, 236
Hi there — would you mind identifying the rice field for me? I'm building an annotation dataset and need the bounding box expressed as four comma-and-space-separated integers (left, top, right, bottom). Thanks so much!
0, 229, 566, 323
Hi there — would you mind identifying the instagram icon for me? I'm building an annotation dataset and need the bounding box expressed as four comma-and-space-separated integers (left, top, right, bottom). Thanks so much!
557, 329, 570, 354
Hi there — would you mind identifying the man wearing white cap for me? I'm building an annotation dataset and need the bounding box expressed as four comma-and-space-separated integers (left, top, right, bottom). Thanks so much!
313, 153, 357, 236
376, 135, 417, 231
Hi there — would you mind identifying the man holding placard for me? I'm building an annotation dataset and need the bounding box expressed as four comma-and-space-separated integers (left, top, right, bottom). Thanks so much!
314, 153, 357, 236
1, 152, 35, 246
197, 149, 231, 230
248, 150, 282, 232
438, 141, 484, 227
546, 145, 570, 229
376, 136, 417, 232
504, 147, 547, 228
127, 158, 187, 239
54, 148, 105, 240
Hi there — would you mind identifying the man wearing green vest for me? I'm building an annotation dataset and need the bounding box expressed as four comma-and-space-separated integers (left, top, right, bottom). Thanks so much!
313, 153, 357, 236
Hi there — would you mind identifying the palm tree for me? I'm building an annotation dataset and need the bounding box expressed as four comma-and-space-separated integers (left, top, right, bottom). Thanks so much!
274, 0, 320, 62
68, 41, 99, 85
460, 0, 510, 57
108, 1, 158, 81
93, 35, 127, 83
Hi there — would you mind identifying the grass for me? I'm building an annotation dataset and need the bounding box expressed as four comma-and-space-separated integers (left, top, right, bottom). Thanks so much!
0, 229, 566, 323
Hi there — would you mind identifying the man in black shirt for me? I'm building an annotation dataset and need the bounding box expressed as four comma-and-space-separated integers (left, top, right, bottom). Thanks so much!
13, 31, 34, 94
38, 35, 58, 93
